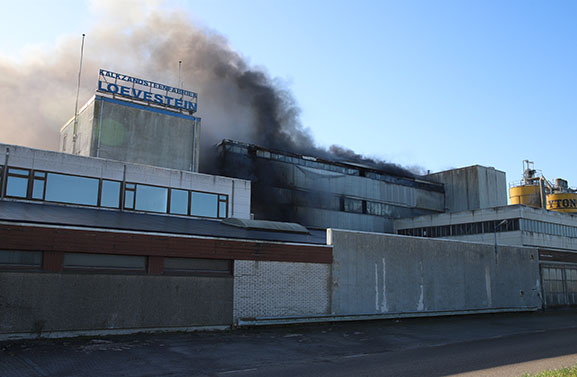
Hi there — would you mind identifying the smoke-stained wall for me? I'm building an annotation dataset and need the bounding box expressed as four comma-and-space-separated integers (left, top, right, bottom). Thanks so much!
218, 141, 444, 232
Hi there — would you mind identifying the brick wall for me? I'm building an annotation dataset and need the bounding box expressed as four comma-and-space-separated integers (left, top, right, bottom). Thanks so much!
234, 261, 331, 321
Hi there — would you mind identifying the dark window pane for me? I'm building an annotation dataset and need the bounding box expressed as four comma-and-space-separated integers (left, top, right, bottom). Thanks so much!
0, 250, 42, 266
135, 184, 168, 213
101, 180, 121, 208
125, 190, 135, 209
34, 172, 46, 178
344, 198, 363, 213
63, 253, 146, 270
32, 179, 44, 199
45, 173, 99, 206
190, 191, 218, 217
6, 176, 28, 198
170, 189, 189, 215
164, 257, 231, 274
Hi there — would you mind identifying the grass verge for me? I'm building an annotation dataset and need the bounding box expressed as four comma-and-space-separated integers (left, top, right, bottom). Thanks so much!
521, 364, 577, 377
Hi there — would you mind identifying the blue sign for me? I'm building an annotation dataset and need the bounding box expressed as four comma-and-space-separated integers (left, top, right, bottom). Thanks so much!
97, 69, 198, 113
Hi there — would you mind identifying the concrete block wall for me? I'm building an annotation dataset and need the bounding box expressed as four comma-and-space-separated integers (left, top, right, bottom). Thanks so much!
0, 272, 233, 336
327, 229, 541, 315
233, 260, 331, 321
0, 143, 251, 219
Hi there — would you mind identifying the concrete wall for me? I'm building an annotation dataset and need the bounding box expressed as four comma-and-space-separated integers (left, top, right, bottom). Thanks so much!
60, 98, 95, 155
61, 96, 201, 172
427, 165, 507, 212
0, 143, 251, 219
328, 230, 541, 315
0, 272, 232, 335
233, 260, 331, 321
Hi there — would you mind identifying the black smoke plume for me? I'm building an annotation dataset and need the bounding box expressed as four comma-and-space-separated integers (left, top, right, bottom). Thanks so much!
0, 8, 418, 178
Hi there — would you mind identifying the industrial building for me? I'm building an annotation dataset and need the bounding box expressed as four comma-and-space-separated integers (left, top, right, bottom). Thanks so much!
217, 139, 447, 232
395, 161, 577, 307
0, 69, 574, 339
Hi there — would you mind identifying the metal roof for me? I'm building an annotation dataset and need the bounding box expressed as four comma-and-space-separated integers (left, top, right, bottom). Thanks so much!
0, 201, 327, 245
222, 218, 310, 234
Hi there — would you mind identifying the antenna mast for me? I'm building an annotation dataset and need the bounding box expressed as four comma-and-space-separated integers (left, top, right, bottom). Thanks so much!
178, 60, 182, 90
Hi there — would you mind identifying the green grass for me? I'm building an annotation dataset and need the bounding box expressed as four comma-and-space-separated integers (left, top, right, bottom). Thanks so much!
521, 364, 577, 377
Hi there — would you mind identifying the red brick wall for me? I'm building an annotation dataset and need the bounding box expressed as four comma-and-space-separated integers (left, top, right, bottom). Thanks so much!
0, 224, 332, 264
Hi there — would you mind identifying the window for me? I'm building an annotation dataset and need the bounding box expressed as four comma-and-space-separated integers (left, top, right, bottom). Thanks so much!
5, 168, 30, 198
218, 195, 228, 218
344, 198, 363, 213
63, 253, 146, 272
45, 172, 99, 206
32, 171, 46, 200
101, 180, 121, 208
191, 191, 218, 217
0, 250, 42, 268
134, 184, 168, 213
170, 189, 189, 215
124, 183, 135, 209
164, 257, 232, 276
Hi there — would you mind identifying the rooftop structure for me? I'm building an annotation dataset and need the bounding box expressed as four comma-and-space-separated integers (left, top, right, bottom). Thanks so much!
60, 69, 201, 172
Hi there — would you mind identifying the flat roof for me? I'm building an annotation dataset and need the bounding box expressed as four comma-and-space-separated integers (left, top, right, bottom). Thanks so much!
0, 201, 327, 245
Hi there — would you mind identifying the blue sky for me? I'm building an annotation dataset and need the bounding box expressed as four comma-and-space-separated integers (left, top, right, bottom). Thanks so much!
1, 0, 576, 187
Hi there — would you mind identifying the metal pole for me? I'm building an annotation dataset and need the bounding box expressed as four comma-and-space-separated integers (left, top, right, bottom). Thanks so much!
72, 33, 86, 155
494, 219, 508, 257
178, 60, 182, 91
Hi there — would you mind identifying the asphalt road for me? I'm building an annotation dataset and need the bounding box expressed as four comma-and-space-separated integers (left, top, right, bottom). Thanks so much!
1, 310, 577, 377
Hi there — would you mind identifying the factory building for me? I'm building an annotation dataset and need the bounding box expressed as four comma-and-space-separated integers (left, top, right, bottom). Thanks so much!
217, 140, 509, 234
395, 161, 577, 308
0, 69, 571, 339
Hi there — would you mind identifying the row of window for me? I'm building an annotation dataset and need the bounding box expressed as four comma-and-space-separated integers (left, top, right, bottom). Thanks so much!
222, 142, 440, 193
0, 166, 228, 219
274, 187, 404, 217
0, 250, 232, 276
398, 218, 577, 239
223, 143, 360, 176
397, 219, 521, 238
522, 219, 577, 239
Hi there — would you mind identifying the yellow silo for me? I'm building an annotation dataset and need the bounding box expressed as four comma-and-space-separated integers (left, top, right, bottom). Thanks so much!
510, 185, 541, 208
545, 193, 577, 213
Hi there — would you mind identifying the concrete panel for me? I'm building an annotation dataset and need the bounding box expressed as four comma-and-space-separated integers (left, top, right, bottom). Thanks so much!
233, 260, 331, 321
0, 272, 233, 334
427, 165, 507, 212
90, 99, 200, 172
328, 230, 541, 315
